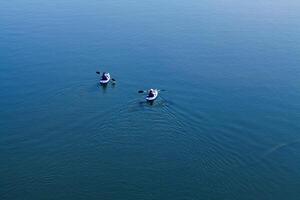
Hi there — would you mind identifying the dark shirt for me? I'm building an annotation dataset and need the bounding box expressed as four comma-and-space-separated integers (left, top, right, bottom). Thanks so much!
148, 92, 154, 97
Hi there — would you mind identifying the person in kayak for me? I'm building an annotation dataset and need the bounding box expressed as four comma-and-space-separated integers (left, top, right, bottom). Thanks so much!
101, 72, 108, 80
148, 89, 155, 97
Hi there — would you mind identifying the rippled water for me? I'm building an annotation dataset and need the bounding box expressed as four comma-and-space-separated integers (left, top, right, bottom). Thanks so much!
1, 0, 300, 199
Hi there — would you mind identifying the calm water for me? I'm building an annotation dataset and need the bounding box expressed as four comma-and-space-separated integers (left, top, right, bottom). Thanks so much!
1, 0, 300, 199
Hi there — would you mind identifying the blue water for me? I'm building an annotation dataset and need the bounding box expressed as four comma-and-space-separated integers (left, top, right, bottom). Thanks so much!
1, 0, 300, 199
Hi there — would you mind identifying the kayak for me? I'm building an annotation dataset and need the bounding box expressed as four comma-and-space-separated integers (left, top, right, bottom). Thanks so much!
146, 89, 158, 101
99, 73, 110, 84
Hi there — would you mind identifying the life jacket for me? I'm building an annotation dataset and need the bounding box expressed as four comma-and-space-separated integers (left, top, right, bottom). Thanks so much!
148, 91, 154, 97
102, 73, 108, 80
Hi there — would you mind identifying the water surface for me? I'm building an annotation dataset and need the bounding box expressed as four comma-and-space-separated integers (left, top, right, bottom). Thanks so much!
1, 0, 300, 199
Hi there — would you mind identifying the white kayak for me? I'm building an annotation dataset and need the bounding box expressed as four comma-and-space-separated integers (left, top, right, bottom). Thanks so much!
99, 73, 110, 84
146, 89, 158, 101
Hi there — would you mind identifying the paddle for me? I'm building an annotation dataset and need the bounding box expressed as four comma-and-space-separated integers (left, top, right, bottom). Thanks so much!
96, 71, 101, 74
111, 78, 116, 84
138, 89, 166, 93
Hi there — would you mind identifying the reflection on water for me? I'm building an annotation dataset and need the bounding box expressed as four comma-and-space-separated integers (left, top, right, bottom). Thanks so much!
98, 82, 116, 93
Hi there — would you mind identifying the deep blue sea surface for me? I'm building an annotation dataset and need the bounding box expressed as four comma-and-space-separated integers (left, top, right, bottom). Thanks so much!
1, 0, 300, 199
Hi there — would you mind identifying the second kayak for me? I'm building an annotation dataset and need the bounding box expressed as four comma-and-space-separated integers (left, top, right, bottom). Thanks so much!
146, 89, 158, 101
